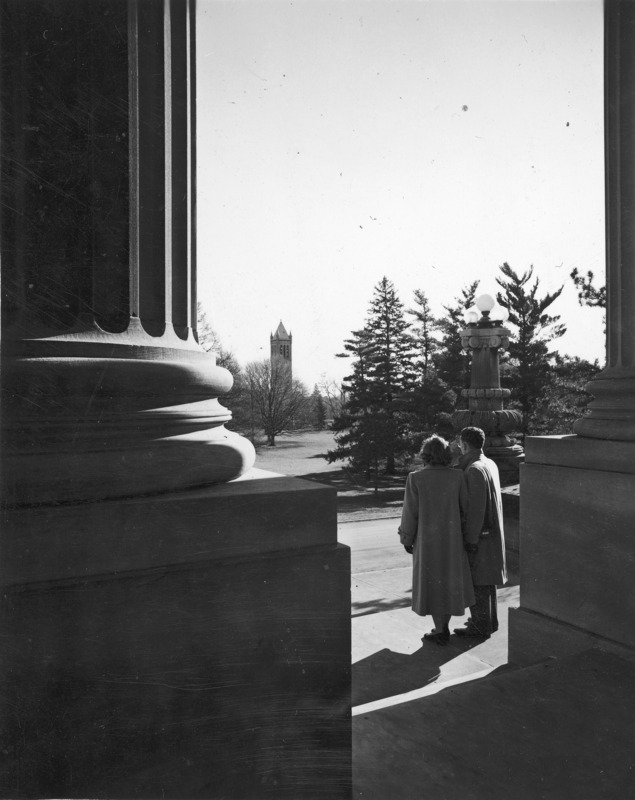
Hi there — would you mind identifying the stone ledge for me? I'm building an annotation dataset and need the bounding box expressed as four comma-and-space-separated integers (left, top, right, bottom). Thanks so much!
2, 529, 351, 798
508, 607, 635, 667
525, 433, 635, 474
1, 476, 337, 587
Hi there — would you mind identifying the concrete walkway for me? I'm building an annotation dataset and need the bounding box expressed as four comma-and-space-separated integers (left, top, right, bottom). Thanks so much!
339, 518, 635, 800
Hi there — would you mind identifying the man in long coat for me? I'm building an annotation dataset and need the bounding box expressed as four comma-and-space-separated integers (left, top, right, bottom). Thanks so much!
455, 426, 507, 638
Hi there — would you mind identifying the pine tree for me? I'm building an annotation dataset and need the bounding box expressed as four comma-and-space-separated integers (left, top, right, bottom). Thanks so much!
311, 385, 327, 430
570, 268, 606, 308
408, 289, 439, 380
530, 354, 600, 435
407, 289, 455, 444
435, 280, 480, 400
362, 277, 417, 473
328, 327, 378, 480
496, 263, 566, 433
328, 277, 416, 482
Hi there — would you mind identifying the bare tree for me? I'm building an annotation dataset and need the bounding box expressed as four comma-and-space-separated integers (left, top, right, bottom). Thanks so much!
196, 301, 240, 374
317, 375, 345, 420
244, 359, 308, 446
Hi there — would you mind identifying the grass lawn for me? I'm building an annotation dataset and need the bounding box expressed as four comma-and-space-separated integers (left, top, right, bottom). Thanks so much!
252, 430, 407, 523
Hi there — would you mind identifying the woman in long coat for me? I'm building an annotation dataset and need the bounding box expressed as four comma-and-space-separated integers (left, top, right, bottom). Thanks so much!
398, 435, 475, 645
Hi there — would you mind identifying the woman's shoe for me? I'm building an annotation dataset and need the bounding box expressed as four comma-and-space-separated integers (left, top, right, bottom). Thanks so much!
423, 629, 450, 646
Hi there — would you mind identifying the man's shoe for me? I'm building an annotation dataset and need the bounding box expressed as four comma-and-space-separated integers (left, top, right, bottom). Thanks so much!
423, 629, 450, 646
454, 624, 490, 639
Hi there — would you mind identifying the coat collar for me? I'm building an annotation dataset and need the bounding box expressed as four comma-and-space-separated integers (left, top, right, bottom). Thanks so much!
458, 450, 485, 470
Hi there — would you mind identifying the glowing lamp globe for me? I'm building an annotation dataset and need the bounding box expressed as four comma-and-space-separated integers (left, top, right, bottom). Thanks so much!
475, 294, 495, 313
464, 308, 479, 324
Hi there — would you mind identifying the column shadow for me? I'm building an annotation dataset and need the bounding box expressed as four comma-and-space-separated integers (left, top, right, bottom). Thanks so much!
353, 637, 489, 707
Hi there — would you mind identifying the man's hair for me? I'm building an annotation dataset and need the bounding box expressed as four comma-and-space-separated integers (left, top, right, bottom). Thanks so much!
460, 426, 485, 450
420, 434, 453, 466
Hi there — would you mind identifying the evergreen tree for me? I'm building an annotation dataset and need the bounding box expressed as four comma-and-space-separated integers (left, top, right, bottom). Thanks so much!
407, 289, 455, 444
434, 280, 479, 400
496, 263, 566, 433
408, 289, 439, 379
530, 354, 600, 435
328, 328, 378, 480
570, 268, 606, 308
311, 385, 327, 430
328, 277, 416, 482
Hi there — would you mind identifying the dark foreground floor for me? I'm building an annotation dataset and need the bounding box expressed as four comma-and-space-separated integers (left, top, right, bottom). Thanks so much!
343, 518, 635, 800
354, 647, 635, 800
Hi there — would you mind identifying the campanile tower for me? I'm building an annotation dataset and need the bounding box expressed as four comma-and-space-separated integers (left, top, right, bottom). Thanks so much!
270, 321, 292, 373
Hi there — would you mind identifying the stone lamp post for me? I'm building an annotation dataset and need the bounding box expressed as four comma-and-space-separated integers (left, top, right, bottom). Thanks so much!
452, 293, 524, 478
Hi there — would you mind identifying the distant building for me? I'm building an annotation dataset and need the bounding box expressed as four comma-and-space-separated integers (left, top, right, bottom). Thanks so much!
270, 321, 292, 374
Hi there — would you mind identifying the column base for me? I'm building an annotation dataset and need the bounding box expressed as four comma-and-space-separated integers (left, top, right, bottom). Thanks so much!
4, 424, 256, 506
573, 373, 635, 441
3, 339, 257, 503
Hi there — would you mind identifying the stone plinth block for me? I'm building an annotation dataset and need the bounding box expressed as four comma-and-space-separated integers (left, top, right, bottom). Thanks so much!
510, 435, 635, 665
508, 607, 635, 667
0, 476, 351, 799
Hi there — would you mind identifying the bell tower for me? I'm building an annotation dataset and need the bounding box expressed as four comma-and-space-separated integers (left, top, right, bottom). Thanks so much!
270, 320, 292, 373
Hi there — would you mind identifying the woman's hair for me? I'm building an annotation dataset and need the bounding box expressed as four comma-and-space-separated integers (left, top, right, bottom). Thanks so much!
420, 435, 453, 466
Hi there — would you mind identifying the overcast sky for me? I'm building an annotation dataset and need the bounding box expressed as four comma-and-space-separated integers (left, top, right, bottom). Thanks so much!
196, 0, 605, 388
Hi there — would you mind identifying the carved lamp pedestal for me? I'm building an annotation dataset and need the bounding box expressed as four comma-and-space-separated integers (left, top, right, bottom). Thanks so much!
452, 294, 524, 481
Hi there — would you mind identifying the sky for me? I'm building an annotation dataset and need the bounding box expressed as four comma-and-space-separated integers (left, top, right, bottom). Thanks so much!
196, 0, 605, 389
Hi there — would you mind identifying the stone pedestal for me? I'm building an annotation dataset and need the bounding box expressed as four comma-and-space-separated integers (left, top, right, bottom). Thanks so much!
1, 475, 351, 798
453, 318, 524, 482
508, 436, 635, 665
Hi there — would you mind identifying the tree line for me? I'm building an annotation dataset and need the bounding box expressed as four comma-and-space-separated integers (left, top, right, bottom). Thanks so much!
327, 264, 600, 483
198, 262, 602, 464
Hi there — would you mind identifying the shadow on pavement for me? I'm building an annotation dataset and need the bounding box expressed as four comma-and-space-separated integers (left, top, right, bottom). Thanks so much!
353, 636, 497, 708
352, 593, 412, 618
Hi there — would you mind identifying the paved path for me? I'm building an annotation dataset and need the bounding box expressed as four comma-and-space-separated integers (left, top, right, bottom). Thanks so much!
338, 519, 635, 800
338, 517, 519, 712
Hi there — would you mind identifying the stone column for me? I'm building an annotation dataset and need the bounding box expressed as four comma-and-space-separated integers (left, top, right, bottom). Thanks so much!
0, 3, 351, 796
574, 0, 635, 441
1, 0, 254, 506
508, 0, 635, 667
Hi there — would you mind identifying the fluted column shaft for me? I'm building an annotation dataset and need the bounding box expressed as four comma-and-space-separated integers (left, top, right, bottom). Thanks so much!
1, 0, 254, 504
575, 0, 635, 440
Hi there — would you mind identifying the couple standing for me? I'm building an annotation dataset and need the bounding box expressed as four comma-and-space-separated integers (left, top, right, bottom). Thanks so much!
398, 426, 506, 646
